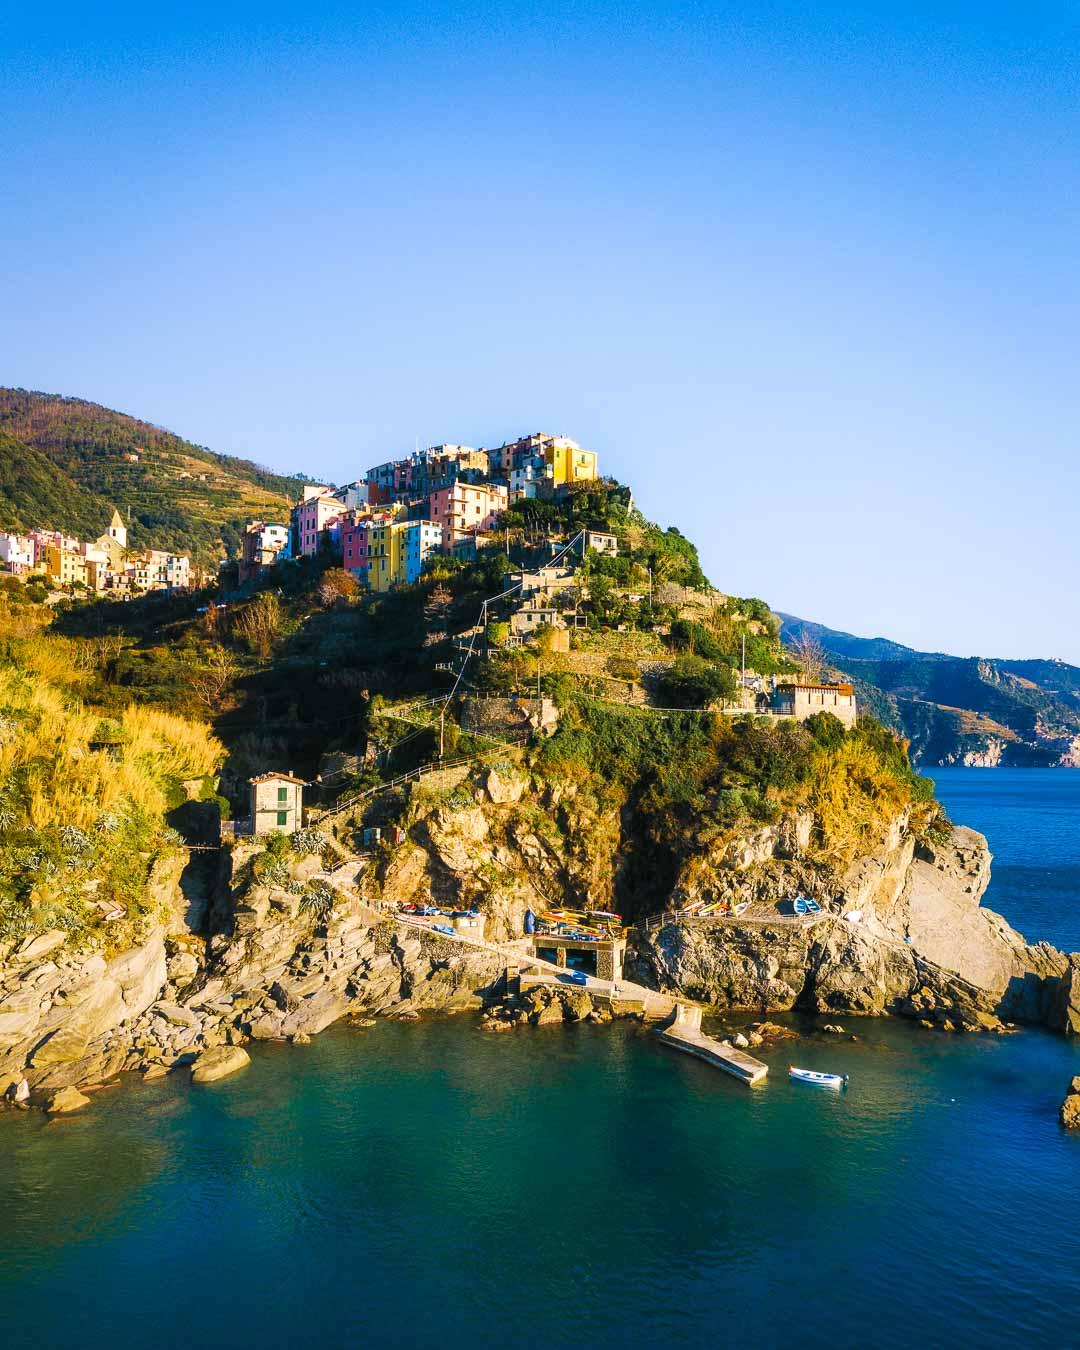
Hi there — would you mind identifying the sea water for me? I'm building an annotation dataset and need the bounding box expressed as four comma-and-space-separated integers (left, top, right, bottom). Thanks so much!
2, 770, 1078, 1349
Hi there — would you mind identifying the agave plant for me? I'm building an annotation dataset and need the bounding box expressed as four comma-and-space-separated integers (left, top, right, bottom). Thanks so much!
289, 827, 327, 857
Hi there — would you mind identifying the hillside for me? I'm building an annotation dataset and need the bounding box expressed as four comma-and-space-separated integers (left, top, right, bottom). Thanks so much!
0, 389, 311, 565
781, 614, 1080, 766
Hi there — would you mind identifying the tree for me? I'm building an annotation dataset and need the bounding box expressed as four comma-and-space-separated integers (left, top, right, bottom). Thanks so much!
236, 592, 281, 659
788, 629, 828, 683
318, 568, 360, 607
658, 655, 737, 708
188, 646, 237, 713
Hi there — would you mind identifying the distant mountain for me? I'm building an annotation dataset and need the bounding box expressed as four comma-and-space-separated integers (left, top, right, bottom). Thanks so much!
0, 388, 311, 565
781, 614, 1080, 767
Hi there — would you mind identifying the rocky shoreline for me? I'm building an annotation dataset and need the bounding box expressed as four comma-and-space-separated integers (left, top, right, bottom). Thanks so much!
2, 791, 1079, 1117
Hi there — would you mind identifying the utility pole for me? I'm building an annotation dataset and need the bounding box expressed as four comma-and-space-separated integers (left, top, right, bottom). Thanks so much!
439, 704, 445, 761
741, 631, 746, 688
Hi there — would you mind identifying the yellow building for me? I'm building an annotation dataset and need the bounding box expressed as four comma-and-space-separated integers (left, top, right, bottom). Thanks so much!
367, 520, 406, 592
544, 438, 597, 487
44, 544, 88, 588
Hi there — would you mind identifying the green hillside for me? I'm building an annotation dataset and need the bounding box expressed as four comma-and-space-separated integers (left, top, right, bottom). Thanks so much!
0, 432, 109, 540
0, 389, 310, 565
781, 614, 1080, 766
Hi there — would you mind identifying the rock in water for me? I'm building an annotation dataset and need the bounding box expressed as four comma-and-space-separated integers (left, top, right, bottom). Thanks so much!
45, 1086, 90, 1114
1061, 1076, 1080, 1130
190, 1046, 251, 1084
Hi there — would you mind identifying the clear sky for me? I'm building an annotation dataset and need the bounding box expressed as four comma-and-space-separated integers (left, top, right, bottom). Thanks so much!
3, 2, 1077, 660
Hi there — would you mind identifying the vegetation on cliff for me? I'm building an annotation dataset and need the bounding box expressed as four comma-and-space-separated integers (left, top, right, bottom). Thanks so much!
0, 601, 222, 944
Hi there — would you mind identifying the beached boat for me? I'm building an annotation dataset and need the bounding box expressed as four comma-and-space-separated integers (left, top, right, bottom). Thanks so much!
792, 897, 808, 916
732, 901, 749, 917
789, 1067, 848, 1089
804, 897, 822, 913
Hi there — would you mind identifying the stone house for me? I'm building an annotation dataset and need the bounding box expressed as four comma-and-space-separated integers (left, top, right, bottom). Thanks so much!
249, 772, 306, 835
772, 682, 858, 729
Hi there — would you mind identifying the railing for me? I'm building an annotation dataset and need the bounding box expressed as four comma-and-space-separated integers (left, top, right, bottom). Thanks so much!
311, 753, 490, 822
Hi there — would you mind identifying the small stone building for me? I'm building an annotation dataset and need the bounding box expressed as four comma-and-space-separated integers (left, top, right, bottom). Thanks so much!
249, 772, 306, 835
772, 682, 857, 729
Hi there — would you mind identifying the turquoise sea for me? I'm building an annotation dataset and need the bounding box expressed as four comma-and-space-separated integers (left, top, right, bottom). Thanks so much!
3, 770, 1079, 1349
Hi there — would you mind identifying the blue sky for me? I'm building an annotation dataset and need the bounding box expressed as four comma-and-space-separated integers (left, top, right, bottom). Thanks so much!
3, 2, 1078, 659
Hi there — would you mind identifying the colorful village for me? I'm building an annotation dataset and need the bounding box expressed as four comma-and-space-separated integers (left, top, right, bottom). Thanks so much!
0, 510, 196, 596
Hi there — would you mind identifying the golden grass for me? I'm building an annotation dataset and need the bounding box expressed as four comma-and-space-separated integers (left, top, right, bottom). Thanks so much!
1, 662, 223, 832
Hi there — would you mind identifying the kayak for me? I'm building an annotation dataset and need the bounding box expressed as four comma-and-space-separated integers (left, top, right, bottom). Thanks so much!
789, 1067, 848, 1089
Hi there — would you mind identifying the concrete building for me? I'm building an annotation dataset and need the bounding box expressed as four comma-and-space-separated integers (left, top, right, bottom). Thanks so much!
586, 531, 618, 556
544, 437, 597, 488
401, 519, 443, 584
531, 931, 626, 981
772, 682, 858, 729
45, 544, 88, 588
248, 772, 306, 835
333, 481, 370, 511
292, 489, 343, 558
509, 603, 565, 636
239, 521, 291, 583
428, 480, 508, 548
0, 533, 34, 574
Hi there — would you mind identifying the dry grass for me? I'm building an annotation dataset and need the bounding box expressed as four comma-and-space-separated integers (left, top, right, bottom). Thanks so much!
1, 663, 222, 832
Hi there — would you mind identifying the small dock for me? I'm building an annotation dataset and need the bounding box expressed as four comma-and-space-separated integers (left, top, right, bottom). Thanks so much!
656, 1004, 768, 1086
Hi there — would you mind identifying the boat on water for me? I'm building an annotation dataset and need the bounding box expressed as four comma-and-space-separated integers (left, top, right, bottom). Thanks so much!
789, 1066, 848, 1089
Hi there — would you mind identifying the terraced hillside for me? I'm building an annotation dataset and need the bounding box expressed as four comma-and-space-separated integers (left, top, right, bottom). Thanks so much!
0, 388, 311, 566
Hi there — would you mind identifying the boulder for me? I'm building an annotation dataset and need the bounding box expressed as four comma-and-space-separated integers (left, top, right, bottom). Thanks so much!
167, 952, 200, 984
190, 1045, 251, 1084
1061, 1077, 1080, 1130
45, 1086, 90, 1114
16, 930, 68, 963
151, 1001, 199, 1028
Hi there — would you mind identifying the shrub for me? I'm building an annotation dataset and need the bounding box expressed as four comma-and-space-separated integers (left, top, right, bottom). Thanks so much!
657, 655, 736, 708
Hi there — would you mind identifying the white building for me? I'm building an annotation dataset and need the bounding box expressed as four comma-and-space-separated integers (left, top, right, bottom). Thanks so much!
0, 533, 35, 574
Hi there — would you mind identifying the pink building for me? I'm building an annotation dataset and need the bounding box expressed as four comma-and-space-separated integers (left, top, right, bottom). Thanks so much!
341, 516, 372, 582
292, 490, 343, 558
428, 481, 508, 549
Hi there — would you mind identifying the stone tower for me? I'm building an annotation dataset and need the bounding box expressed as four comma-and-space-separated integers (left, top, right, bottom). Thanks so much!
107, 507, 127, 551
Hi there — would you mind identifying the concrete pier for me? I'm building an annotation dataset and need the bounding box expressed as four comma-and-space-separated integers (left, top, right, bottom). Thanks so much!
657, 1004, 768, 1085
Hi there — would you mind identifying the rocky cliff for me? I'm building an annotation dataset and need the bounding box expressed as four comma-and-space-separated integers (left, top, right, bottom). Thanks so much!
633, 824, 1071, 1028
2, 765, 1078, 1113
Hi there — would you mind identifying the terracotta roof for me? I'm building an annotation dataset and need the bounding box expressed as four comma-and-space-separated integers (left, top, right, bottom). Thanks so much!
248, 772, 308, 786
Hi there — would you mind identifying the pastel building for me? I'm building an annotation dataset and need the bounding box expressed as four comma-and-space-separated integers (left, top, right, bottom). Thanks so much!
428, 481, 508, 549
293, 487, 343, 558
401, 519, 443, 584
0, 533, 34, 574
239, 521, 291, 582
545, 437, 597, 488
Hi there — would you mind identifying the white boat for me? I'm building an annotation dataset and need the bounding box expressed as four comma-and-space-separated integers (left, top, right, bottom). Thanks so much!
789, 1066, 848, 1089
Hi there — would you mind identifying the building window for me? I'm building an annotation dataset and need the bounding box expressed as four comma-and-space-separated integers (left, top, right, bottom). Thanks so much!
277, 810, 288, 827
277, 786, 288, 802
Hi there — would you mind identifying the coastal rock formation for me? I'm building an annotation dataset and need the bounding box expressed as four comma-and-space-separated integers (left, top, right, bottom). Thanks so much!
1047, 954, 1080, 1037
1061, 1077, 1080, 1129
633, 825, 1068, 1025
0, 786, 1074, 1115
191, 1046, 250, 1084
